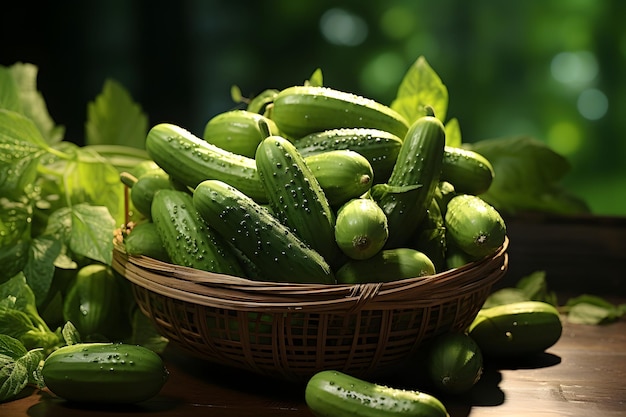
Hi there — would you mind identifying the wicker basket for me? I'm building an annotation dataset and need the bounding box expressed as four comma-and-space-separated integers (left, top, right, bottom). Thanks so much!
112, 237, 508, 381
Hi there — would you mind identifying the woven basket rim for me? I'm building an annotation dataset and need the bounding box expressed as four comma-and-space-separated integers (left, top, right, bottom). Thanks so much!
112, 237, 508, 313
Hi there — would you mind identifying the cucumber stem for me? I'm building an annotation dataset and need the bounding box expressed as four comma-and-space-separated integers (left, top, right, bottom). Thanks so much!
119, 172, 138, 188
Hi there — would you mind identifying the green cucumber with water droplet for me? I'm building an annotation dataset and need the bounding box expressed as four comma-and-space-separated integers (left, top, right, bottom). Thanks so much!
202, 109, 280, 158
193, 179, 335, 284
146, 122, 268, 202
305, 369, 448, 417
41, 342, 169, 404
441, 146, 494, 195
151, 189, 246, 276
255, 136, 340, 265
268, 85, 410, 140
293, 127, 403, 184
371, 108, 446, 249
444, 194, 506, 259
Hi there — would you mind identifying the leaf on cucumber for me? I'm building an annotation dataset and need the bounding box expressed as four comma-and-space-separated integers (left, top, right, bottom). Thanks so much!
390, 56, 448, 124
444, 117, 462, 147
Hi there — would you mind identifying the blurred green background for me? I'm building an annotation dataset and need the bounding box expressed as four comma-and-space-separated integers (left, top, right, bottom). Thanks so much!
3, 0, 625, 216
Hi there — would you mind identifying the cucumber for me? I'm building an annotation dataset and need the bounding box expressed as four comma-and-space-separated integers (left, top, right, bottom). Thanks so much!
305, 370, 448, 417
123, 221, 170, 262
441, 146, 494, 195
255, 135, 339, 265
371, 110, 446, 249
193, 179, 335, 284
426, 332, 483, 394
120, 169, 173, 220
62, 264, 121, 339
202, 110, 279, 158
41, 342, 168, 404
444, 194, 506, 259
467, 301, 563, 358
335, 248, 435, 284
409, 197, 447, 272
269, 85, 410, 140
433, 181, 456, 217
293, 127, 403, 183
304, 149, 374, 207
334, 198, 388, 260
151, 189, 246, 277
145, 122, 267, 202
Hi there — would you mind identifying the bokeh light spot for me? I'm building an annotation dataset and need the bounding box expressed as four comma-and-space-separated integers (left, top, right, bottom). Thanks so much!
550, 51, 598, 85
577, 88, 608, 120
359, 52, 406, 98
547, 121, 582, 156
380, 6, 416, 40
319, 8, 368, 46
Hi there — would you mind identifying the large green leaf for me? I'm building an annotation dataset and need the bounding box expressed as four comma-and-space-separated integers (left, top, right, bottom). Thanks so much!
0, 110, 49, 194
390, 56, 448, 125
85, 79, 148, 149
469, 136, 590, 215
8, 63, 65, 144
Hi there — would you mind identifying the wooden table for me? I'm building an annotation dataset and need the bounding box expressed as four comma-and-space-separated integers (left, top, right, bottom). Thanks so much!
3, 315, 624, 417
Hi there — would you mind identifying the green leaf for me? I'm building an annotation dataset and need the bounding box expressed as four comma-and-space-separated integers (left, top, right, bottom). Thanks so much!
482, 288, 529, 309
23, 236, 63, 304
306, 68, 324, 87
7, 63, 65, 144
468, 136, 590, 215
0, 66, 21, 112
0, 193, 32, 249
0, 110, 49, 194
390, 56, 448, 125
483, 270, 558, 308
565, 294, 625, 325
61, 321, 81, 346
0, 274, 62, 352
46, 204, 115, 265
0, 335, 44, 402
515, 270, 558, 305
444, 118, 462, 147
85, 79, 148, 149
230, 85, 243, 103
0, 274, 40, 322
40, 145, 127, 225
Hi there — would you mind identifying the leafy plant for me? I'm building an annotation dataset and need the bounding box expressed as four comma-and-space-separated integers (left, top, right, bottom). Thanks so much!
1, 62, 163, 345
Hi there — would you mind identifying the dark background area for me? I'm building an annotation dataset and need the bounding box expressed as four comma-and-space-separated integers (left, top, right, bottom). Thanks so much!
2, 0, 625, 215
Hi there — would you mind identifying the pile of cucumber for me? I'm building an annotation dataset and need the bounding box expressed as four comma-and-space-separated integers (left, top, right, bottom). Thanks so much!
121, 85, 507, 285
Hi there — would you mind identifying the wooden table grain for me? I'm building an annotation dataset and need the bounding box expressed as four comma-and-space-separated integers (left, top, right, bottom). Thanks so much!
3, 314, 624, 417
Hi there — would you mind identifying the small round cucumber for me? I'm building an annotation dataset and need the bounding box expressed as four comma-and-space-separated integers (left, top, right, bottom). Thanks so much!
42, 343, 169, 404
441, 146, 494, 195
444, 194, 506, 259
305, 370, 448, 417
426, 332, 483, 394
467, 301, 563, 358
334, 198, 388, 260
203, 109, 279, 158
123, 221, 170, 262
304, 150, 374, 207
336, 248, 435, 284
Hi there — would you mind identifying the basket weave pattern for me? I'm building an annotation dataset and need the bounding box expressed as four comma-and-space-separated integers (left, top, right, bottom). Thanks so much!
112, 238, 508, 381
